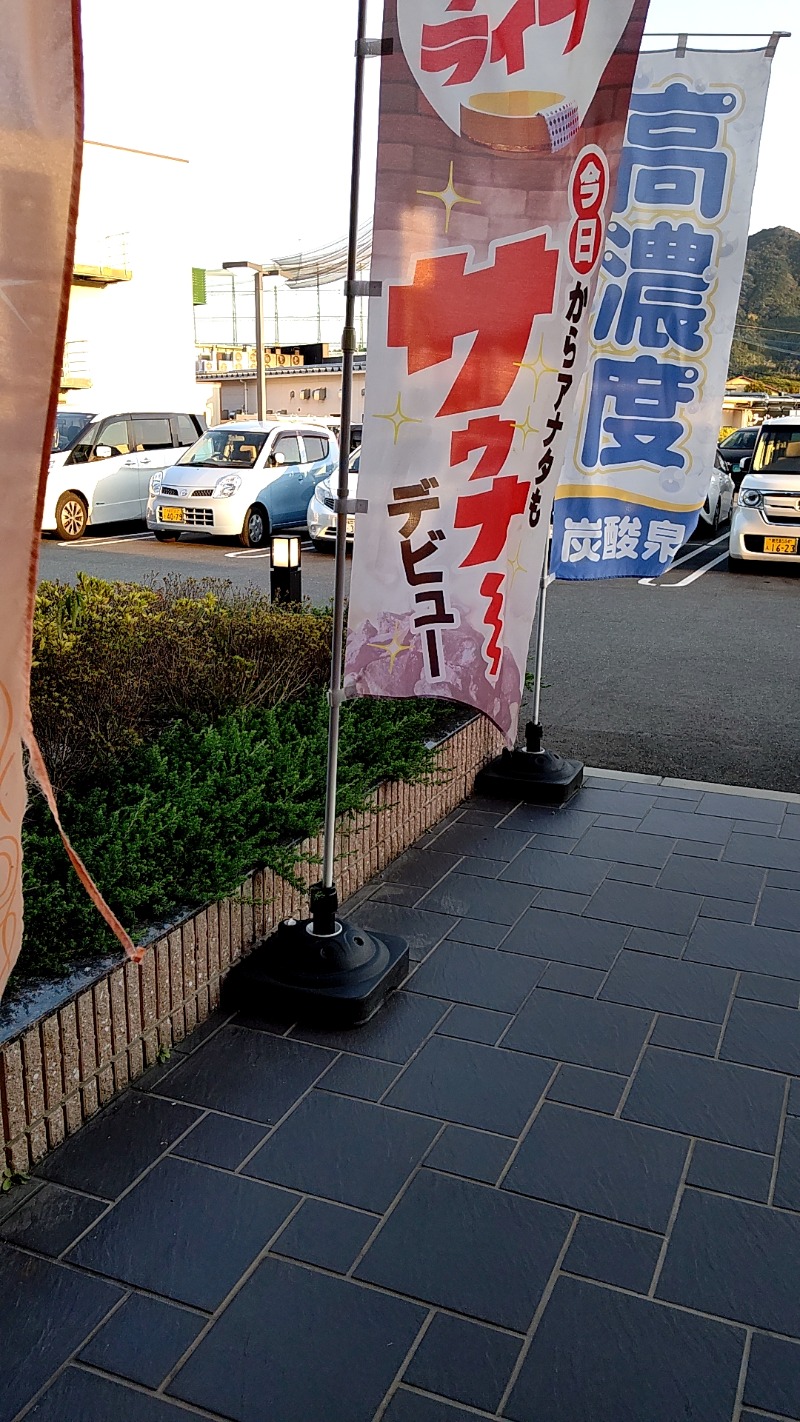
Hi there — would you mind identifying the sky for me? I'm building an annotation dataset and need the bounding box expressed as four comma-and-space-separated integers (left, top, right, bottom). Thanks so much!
80, 0, 796, 344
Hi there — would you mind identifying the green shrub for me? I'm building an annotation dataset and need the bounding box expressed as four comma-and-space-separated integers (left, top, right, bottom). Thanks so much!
17, 692, 447, 985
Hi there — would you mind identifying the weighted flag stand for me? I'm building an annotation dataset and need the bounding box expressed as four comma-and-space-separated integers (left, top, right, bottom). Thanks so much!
225, 0, 408, 1026
475, 556, 583, 806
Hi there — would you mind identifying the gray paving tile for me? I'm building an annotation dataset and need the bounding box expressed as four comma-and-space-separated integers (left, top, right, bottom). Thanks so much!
37, 1092, 200, 1200
355, 1169, 571, 1331
592, 813, 646, 831
547, 1065, 626, 1113
425, 1125, 515, 1185
737, 972, 800, 1008
723, 833, 800, 872
757, 886, 800, 931
78, 1294, 204, 1389
272, 1198, 377, 1273
506, 1275, 744, 1422
446, 918, 509, 947
350, 902, 458, 958
599, 950, 735, 1022
655, 797, 702, 813
291, 991, 450, 1064
607, 864, 660, 886
534, 887, 590, 914
453, 855, 505, 878
743, 1333, 800, 1420
780, 817, 800, 840
563, 1216, 662, 1293
69, 1156, 298, 1309
0, 1244, 121, 1420
622, 1047, 785, 1152
658, 856, 764, 902
171, 1113, 267, 1169
574, 788, 658, 817
528, 832, 578, 852
790, 1079, 800, 1116
768, 868, 800, 891
403, 1313, 521, 1414
674, 839, 723, 859
657, 1188, 800, 1336
721, 998, 800, 1075
163, 1025, 335, 1125
169, 1256, 426, 1422
243, 1092, 439, 1212
685, 919, 800, 980
420, 873, 535, 924
380, 847, 462, 889
386, 1035, 552, 1135
687, 1140, 774, 1204
502, 804, 597, 838
382, 1392, 485, 1422
503, 989, 651, 1075
503, 1102, 688, 1231
429, 823, 532, 860
584, 880, 700, 935
408, 939, 544, 1012
644, 784, 701, 802
436, 1004, 512, 1045
773, 1116, 800, 1211
699, 898, 755, 924
734, 817, 781, 837
626, 926, 686, 958
697, 792, 785, 823
372, 884, 424, 906
500, 908, 628, 968
650, 1015, 721, 1056
539, 962, 605, 997
29, 1369, 191, 1422
499, 848, 610, 894
315, 1053, 400, 1102
639, 808, 733, 843
0, 1182, 105, 1256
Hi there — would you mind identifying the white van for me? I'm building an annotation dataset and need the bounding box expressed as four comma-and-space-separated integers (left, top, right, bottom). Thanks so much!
44, 410, 205, 539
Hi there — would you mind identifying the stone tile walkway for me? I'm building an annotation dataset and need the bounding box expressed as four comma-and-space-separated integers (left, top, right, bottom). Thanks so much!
3, 772, 800, 1421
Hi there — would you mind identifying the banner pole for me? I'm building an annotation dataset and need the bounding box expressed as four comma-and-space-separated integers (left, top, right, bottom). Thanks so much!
222, 0, 410, 1026
315, 0, 369, 930
530, 567, 549, 730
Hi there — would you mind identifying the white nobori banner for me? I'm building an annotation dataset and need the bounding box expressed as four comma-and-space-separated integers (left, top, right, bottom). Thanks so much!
551, 45, 773, 579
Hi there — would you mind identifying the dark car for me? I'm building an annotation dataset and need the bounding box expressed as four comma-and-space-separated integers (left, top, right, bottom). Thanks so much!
717, 425, 758, 472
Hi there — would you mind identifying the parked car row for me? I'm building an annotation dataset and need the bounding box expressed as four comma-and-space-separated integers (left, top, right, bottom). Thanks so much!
729, 416, 800, 569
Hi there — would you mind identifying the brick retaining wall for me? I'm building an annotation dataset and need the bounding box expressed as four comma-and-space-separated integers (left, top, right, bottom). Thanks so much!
0, 715, 503, 1172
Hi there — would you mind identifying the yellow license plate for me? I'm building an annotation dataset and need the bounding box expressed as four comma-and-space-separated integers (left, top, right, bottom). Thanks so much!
764, 536, 798, 554
161, 506, 184, 523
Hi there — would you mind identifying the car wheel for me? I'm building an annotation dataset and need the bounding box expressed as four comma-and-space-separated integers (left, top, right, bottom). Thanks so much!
154, 529, 179, 542
727, 553, 749, 572
711, 500, 722, 536
239, 504, 269, 548
55, 492, 88, 540
311, 537, 333, 553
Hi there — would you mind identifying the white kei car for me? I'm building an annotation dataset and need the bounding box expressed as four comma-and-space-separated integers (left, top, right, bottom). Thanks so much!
307, 447, 360, 550
147, 421, 338, 547
729, 415, 800, 569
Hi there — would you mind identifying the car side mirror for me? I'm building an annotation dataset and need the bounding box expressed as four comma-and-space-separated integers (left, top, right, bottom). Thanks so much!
738, 456, 751, 473
93, 444, 113, 460
270, 450, 286, 467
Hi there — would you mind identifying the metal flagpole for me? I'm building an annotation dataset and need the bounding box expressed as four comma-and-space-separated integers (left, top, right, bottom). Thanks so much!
223, 0, 408, 1025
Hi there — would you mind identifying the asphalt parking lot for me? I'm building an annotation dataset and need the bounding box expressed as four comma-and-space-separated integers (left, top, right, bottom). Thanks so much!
37, 525, 800, 795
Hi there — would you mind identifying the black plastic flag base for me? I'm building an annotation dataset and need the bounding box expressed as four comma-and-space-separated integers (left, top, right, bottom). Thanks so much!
474, 721, 584, 808
223, 912, 409, 1029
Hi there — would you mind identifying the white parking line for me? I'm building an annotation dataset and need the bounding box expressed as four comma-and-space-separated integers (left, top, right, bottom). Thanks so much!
56, 533, 155, 548
224, 549, 271, 560
638, 533, 728, 586
663, 547, 731, 587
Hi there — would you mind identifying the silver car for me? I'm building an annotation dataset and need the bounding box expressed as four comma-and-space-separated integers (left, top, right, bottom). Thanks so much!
307, 446, 360, 550
729, 416, 800, 569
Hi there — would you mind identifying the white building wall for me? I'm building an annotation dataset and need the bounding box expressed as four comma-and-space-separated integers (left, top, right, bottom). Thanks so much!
62, 142, 200, 414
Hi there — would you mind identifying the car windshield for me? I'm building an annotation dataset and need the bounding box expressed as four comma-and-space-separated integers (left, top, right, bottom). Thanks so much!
52, 411, 94, 453
177, 428, 268, 469
752, 426, 800, 474
721, 428, 756, 449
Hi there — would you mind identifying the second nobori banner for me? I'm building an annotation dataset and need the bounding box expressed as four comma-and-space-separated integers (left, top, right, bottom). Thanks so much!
344, 0, 650, 740
551, 44, 773, 579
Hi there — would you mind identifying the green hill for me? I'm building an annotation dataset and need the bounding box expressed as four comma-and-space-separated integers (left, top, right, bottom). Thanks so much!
729, 226, 800, 383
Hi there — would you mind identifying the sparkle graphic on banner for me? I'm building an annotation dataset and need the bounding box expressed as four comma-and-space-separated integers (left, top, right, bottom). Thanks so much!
513, 407, 539, 449
417, 161, 481, 234
374, 392, 423, 445
368, 625, 413, 670
506, 541, 527, 589
515, 335, 559, 402
0, 279, 32, 331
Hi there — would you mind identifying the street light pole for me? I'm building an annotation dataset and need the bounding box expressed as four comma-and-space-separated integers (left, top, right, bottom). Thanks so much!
222, 260, 278, 422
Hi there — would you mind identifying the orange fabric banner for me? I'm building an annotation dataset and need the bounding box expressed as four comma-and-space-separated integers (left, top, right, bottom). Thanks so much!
0, 1, 136, 1002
